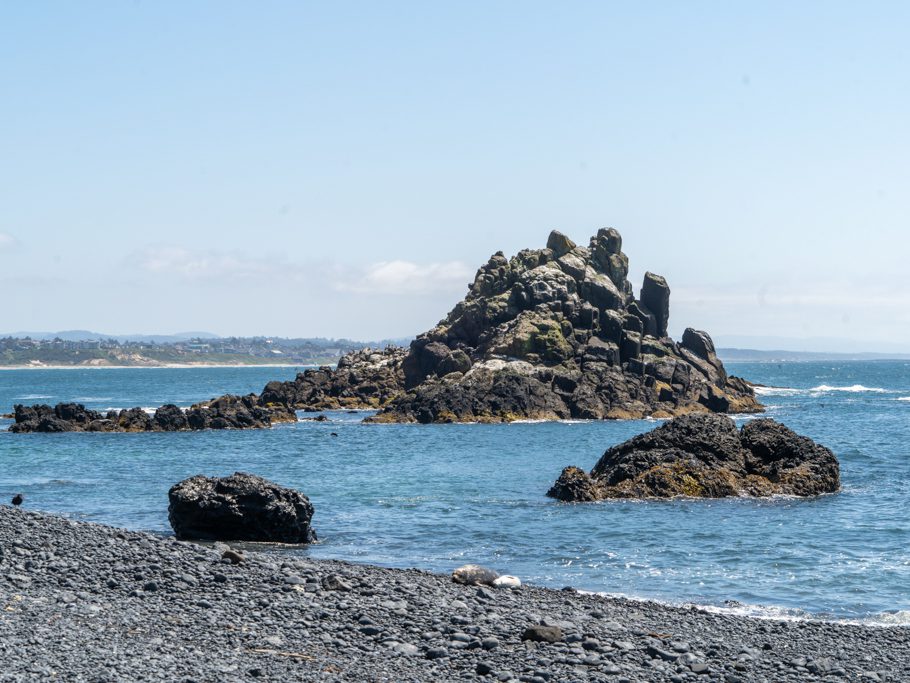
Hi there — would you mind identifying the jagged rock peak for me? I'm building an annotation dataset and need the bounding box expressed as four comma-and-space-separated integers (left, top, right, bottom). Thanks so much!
367, 227, 763, 423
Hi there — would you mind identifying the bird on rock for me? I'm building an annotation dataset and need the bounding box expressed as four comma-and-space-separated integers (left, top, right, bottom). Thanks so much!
11, 493, 23, 506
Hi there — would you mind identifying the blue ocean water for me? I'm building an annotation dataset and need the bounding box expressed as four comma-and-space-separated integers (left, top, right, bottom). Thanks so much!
1, 362, 909, 624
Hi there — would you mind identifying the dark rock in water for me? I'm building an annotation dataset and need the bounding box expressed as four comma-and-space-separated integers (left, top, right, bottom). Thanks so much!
548, 413, 840, 500
10, 404, 84, 433
366, 228, 761, 423
9, 392, 295, 434
11, 494, 23, 506
168, 472, 316, 543
739, 419, 842, 497
259, 346, 406, 410
116, 407, 153, 432
546, 466, 604, 502
185, 394, 295, 431
154, 404, 188, 431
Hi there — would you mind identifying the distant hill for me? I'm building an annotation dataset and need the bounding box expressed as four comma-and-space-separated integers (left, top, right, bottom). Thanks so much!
717, 348, 910, 362
4, 330, 220, 343
0, 334, 413, 367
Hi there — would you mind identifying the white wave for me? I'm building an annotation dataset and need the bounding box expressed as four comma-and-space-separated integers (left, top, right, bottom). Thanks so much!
752, 386, 801, 397
15, 394, 53, 400
810, 384, 890, 394
861, 610, 910, 626
510, 419, 593, 424
580, 590, 910, 627
898, 397, 910, 402
98, 407, 161, 415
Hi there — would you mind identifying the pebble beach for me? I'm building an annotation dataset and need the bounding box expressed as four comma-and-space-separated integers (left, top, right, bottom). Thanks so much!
1, 506, 906, 682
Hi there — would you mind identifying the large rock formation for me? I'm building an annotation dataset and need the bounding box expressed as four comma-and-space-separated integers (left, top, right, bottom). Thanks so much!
6, 227, 762, 429
548, 414, 840, 500
168, 472, 316, 542
9, 395, 296, 433
367, 228, 761, 422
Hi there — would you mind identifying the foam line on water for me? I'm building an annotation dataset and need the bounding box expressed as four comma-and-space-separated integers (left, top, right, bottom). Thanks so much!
579, 590, 910, 627
810, 384, 890, 393
752, 386, 801, 396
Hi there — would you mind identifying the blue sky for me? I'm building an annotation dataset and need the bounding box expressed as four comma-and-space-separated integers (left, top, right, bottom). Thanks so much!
1, 2, 908, 349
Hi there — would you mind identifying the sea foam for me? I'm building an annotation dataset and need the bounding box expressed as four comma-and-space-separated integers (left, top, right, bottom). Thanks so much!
752, 386, 801, 397
810, 384, 890, 393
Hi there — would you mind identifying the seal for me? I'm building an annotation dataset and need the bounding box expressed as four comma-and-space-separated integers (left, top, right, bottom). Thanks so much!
493, 575, 521, 589
451, 564, 499, 586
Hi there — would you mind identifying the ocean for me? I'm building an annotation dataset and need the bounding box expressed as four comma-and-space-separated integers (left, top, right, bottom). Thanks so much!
1, 361, 908, 625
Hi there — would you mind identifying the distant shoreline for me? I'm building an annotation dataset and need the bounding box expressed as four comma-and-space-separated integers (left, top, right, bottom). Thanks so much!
0, 363, 320, 371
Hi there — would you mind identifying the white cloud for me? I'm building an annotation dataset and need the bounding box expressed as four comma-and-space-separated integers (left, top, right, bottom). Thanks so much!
135, 247, 280, 280
338, 259, 474, 295
131, 246, 473, 296
0, 233, 18, 251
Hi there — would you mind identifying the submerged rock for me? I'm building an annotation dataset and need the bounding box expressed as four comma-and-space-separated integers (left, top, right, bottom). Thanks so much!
548, 414, 840, 500
168, 472, 316, 543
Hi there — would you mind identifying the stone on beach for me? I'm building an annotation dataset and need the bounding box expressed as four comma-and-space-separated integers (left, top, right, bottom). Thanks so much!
0, 507, 908, 682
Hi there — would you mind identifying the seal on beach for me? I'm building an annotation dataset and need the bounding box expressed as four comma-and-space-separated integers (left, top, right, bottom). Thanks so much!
492, 575, 521, 589
11, 494, 23, 506
452, 564, 500, 586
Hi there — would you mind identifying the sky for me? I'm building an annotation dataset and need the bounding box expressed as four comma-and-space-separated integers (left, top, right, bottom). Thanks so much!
1, 2, 908, 349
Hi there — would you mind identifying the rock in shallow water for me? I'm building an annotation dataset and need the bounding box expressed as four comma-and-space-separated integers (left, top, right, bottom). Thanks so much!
9, 395, 296, 433
168, 472, 316, 542
548, 413, 840, 500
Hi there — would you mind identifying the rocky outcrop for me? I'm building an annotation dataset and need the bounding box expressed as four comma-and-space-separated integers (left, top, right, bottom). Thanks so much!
547, 414, 840, 500
168, 472, 316, 543
9, 395, 296, 433
367, 228, 761, 423
6, 227, 762, 428
259, 346, 405, 411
